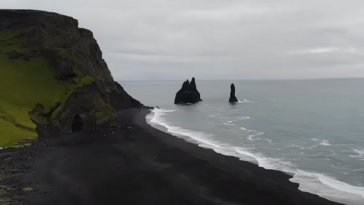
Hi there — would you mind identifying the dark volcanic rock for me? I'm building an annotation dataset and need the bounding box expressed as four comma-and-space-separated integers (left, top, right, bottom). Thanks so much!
0, 10, 144, 140
229, 83, 238, 103
174, 77, 202, 104
190, 77, 202, 100
110, 82, 143, 111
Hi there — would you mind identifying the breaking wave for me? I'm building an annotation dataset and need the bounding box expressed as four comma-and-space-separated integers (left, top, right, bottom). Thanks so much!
147, 108, 364, 205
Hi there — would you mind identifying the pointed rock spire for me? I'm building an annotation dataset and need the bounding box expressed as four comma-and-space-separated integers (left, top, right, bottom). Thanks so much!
229, 83, 238, 103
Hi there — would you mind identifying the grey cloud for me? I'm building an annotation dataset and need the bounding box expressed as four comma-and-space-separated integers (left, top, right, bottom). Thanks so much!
3, 0, 364, 80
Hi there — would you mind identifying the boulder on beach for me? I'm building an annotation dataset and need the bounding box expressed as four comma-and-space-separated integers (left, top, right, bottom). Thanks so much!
229, 83, 238, 103
174, 77, 202, 104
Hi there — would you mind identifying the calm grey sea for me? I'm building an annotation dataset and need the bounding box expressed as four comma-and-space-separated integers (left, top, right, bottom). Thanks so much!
122, 79, 364, 205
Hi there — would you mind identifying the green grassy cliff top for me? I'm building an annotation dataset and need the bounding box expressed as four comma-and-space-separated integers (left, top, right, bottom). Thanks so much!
0, 10, 118, 147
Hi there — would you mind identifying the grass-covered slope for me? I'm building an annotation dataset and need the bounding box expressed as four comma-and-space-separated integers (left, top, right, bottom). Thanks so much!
0, 30, 95, 147
0, 10, 127, 147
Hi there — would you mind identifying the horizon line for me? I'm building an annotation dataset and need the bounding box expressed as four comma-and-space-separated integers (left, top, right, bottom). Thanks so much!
116, 77, 364, 82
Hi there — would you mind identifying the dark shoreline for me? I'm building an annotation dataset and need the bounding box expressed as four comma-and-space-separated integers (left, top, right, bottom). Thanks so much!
0, 108, 343, 205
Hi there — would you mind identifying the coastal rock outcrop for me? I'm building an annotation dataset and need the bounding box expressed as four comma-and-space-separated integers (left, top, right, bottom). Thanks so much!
174, 77, 202, 104
0, 10, 144, 146
229, 83, 238, 103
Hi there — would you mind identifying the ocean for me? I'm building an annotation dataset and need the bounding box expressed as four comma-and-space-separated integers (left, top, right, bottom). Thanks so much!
122, 79, 364, 205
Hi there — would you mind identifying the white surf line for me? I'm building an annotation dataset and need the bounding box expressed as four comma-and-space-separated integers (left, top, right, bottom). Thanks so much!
147, 108, 364, 205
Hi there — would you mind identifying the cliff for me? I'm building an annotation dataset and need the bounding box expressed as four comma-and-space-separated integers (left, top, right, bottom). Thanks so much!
174, 77, 202, 104
0, 10, 143, 147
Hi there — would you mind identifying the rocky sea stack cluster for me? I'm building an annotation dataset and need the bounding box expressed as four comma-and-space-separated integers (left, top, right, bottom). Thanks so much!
229, 83, 238, 103
0, 10, 143, 146
174, 77, 202, 104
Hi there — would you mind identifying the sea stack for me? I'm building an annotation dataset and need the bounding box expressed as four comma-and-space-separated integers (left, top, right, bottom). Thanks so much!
174, 77, 202, 104
229, 83, 238, 103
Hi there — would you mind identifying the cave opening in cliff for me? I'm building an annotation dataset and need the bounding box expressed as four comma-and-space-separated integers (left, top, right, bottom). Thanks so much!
72, 114, 83, 132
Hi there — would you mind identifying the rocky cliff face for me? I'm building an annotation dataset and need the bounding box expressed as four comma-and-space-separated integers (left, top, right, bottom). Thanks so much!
0, 10, 143, 146
174, 77, 202, 104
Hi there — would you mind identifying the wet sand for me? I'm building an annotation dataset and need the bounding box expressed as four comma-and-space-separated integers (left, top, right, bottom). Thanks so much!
0, 108, 343, 205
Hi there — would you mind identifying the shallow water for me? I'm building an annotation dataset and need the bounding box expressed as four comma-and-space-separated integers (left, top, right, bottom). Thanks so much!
122, 79, 364, 205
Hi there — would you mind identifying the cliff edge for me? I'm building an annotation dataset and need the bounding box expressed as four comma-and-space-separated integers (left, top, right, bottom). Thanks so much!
0, 10, 142, 147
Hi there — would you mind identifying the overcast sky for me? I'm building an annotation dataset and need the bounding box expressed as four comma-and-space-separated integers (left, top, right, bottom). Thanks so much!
3, 0, 364, 80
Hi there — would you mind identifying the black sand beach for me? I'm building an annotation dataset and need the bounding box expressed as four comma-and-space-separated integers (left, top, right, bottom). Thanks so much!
0, 108, 343, 205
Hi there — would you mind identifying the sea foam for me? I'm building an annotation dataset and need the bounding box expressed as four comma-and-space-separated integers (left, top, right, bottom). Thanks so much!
147, 108, 364, 205
237, 99, 254, 103
148, 109, 221, 148
349, 149, 364, 160
320, 140, 332, 146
